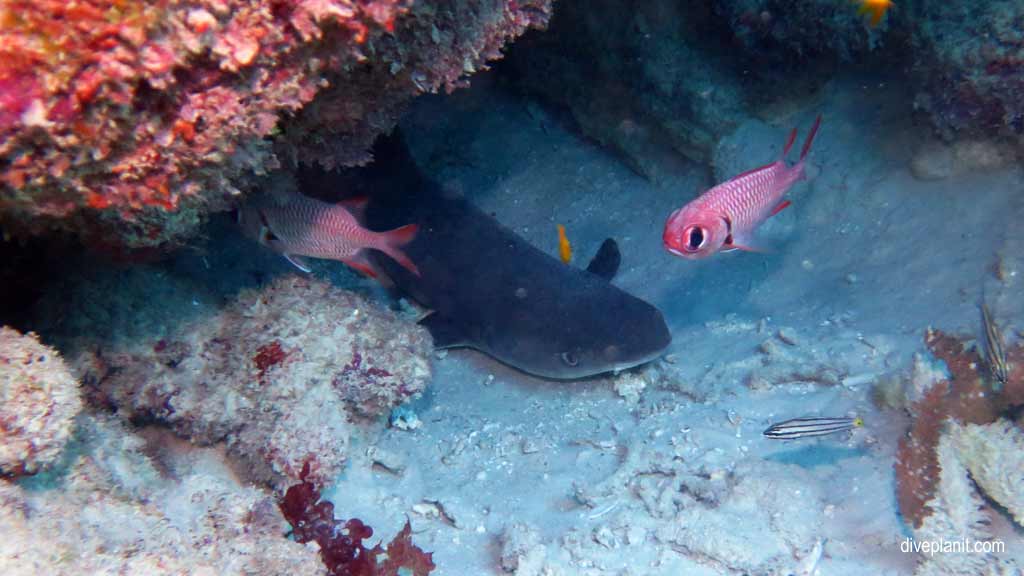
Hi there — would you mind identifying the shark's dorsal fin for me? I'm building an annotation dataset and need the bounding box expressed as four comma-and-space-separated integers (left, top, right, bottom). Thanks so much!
585, 238, 621, 281
419, 312, 468, 349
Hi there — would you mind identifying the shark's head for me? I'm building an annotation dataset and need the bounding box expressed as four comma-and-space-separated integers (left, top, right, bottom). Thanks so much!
481, 276, 672, 380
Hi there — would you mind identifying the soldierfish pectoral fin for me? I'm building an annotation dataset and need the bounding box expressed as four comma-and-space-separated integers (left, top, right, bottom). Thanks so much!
586, 238, 621, 281
723, 234, 768, 254
259, 224, 282, 248
770, 200, 791, 217
726, 242, 768, 253
284, 253, 313, 273
419, 312, 468, 349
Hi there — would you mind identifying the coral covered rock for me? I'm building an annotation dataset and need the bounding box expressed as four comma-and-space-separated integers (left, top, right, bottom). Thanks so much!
909, 1, 1024, 139
87, 275, 432, 487
506, 0, 748, 183
0, 326, 81, 475
0, 0, 550, 251
0, 415, 325, 576
911, 431, 997, 576
895, 329, 1024, 573
712, 0, 897, 66
950, 419, 1024, 527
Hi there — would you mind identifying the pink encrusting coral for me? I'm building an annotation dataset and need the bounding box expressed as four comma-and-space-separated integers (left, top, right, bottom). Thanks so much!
0, 0, 551, 251
0, 326, 82, 476
81, 275, 433, 488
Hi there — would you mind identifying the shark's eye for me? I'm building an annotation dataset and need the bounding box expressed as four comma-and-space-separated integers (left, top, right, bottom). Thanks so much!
560, 352, 579, 367
684, 226, 706, 252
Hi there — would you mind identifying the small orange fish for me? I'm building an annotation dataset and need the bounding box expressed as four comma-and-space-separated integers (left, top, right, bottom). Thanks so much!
856, 0, 893, 28
557, 224, 572, 264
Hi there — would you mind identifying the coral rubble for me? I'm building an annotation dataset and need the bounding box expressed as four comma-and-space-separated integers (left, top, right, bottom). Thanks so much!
0, 415, 325, 575
0, 326, 81, 476
85, 275, 432, 487
0, 0, 551, 250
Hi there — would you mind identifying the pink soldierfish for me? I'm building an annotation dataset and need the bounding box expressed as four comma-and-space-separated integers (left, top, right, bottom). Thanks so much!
237, 190, 419, 278
663, 115, 822, 259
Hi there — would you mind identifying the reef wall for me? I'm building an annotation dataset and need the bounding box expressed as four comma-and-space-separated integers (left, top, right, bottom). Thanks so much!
506, 0, 1023, 183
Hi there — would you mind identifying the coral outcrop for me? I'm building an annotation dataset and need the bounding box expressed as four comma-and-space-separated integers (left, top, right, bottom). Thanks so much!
0, 326, 81, 475
0, 0, 551, 251
894, 329, 1024, 573
950, 420, 1024, 527
0, 415, 326, 575
84, 275, 433, 487
908, 1, 1024, 140
712, 0, 896, 67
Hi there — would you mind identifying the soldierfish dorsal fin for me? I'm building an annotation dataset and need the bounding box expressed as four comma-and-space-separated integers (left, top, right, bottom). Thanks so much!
339, 196, 369, 221
780, 127, 798, 161
799, 115, 822, 163
586, 238, 621, 281
419, 312, 468, 349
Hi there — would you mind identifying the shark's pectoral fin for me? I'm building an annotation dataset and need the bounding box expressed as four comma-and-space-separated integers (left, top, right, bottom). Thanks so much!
419, 312, 468, 349
284, 253, 313, 273
586, 238, 621, 281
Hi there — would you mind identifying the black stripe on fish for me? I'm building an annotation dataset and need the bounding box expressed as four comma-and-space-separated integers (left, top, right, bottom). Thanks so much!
763, 417, 862, 440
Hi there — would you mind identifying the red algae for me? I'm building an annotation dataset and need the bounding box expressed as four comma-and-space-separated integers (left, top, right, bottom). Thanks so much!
254, 340, 287, 378
280, 463, 435, 576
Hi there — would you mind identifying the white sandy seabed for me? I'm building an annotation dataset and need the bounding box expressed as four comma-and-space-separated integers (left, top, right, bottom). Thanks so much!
323, 73, 1024, 575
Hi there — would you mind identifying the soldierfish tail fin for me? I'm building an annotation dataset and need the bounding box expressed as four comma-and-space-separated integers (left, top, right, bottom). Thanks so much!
799, 115, 822, 162
378, 223, 421, 276
780, 127, 798, 161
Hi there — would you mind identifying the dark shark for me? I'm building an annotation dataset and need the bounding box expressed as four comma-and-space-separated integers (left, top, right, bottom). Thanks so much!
298, 134, 671, 380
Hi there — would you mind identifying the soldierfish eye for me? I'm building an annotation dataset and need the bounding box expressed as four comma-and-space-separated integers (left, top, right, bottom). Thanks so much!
684, 226, 706, 252
560, 352, 579, 367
